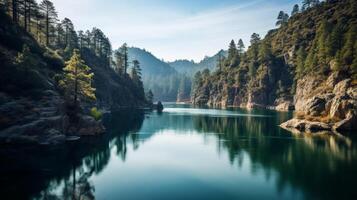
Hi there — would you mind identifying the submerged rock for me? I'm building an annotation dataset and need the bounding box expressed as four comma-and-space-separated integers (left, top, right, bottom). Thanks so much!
280, 118, 331, 132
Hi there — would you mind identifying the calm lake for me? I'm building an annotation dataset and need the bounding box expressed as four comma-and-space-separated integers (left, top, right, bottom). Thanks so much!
1, 104, 356, 200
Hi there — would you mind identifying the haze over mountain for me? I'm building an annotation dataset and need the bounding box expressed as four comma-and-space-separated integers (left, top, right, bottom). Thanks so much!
127, 47, 227, 101
169, 50, 228, 75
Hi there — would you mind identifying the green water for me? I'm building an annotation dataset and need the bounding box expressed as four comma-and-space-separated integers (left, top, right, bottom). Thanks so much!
0, 104, 356, 200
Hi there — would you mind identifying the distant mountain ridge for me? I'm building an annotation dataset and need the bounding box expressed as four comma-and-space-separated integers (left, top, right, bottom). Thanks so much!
168, 50, 228, 75
127, 47, 227, 101
128, 47, 177, 76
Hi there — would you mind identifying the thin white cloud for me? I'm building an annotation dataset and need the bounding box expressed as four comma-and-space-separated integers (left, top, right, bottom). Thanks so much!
42, 0, 297, 62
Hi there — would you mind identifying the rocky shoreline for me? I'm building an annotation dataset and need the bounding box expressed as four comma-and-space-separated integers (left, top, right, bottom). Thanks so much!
280, 71, 357, 133
0, 90, 105, 145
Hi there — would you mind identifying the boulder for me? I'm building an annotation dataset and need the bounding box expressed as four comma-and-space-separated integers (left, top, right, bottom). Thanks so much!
326, 71, 346, 90
77, 115, 105, 136
333, 79, 351, 96
280, 118, 331, 132
275, 101, 295, 111
305, 96, 326, 116
333, 111, 357, 131
329, 96, 354, 120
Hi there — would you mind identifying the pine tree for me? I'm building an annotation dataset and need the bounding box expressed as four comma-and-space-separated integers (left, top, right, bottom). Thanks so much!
61, 18, 77, 49
258, 41, 272, 62
237, 39, 245, 55
328, 22, 344, 57
341, 24, 357, 67
131, 59, 142, 82
250, 33, 261, 45
59, 49, 95, 105
291, 4, 299, 16
114, 50, 124, 75
296, 46, 307, 77
11, 0, 19, 23
302, 0, 311, 10
131, 59, 145, 99
228, 40, 237, 61
276, 11, 289, 26
305, 44, 318, 72
316, 20, 331, 67
248, 33, 261, 61
39, 0, 57, 46
120, 43, 129, 74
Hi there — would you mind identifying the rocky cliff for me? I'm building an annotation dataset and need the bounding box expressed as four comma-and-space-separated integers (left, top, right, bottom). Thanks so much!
192, 0, 357, 132
281, 71, 356, 132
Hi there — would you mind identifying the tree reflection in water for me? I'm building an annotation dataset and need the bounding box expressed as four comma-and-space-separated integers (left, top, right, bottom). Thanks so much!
1, 107, 356, 200
0, 109, 145, 200
192, 110, 357, 200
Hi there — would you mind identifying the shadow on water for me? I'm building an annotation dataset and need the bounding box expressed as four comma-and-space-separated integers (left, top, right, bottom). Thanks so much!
0, 105, 356, 199
191, 108, 357, 200
0, 109, 146, 200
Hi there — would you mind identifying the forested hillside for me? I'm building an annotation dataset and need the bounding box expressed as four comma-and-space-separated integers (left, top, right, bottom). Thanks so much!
192, 0, 357, 131
0, 0, 148, 144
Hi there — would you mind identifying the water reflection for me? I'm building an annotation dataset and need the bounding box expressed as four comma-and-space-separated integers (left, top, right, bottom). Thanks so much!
0, 105, 356, 200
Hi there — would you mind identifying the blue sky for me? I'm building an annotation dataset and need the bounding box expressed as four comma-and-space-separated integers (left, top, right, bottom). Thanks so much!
49, 0, 300, 62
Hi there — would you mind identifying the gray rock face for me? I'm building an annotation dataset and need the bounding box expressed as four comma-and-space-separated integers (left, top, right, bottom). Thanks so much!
275, 98, 295, 111
333, 111, 357, 131
305, 97, 326, 116
283, 72, 357, 133
0, 90, 105, 145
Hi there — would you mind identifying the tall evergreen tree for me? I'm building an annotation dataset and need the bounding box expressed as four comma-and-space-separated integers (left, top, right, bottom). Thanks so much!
114, 50, 124, 75
39, 0, 57, 46
258, 41, 272, 62
296, 46, 307, 77
228, 40, 237, 60
276, 11, 289, 26
59, 49, 95, 105
131, 59, 142, 81
328, 22, 344, 57
250, 33, 261, 45
237, 39, 245, 55
341, 24, 357, 67
291, 4, 299, 16
120, 43, 129, 74
316, 20, 331, 67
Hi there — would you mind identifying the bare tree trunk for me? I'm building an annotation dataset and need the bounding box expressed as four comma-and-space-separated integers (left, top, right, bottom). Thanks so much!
74, 64, 78, 106
12, 0, 17, 23
46, 10, 49, 46
24, 1, 28, 31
